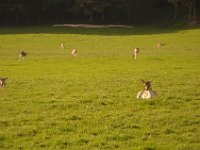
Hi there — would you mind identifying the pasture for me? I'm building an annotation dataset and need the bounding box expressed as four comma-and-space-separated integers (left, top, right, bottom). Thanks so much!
0, 26, 200, 149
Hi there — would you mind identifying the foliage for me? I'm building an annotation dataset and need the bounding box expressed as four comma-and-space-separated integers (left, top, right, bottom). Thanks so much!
0, 0, 200, 25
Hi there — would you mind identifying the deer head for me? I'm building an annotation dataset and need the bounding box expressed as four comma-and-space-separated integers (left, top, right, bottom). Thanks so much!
140, 79, 153, 90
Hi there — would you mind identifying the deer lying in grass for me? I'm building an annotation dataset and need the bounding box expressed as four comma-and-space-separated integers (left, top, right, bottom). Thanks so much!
0, 77, 8, 87
137, 79, 157, 99
132, 48, 140, 59
18, 51, 27, 60
71, 49, 77, 57
157, 43, 165, 48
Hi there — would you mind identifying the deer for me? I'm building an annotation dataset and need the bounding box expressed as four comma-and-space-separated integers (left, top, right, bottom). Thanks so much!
61, 44, 77, 56
157, 43, 166, 48
61, 43, 65, 49
136, 79, 157, 99
0, 77, 8, 87
71, 49, 77, 57
132, 48, 140, 60
18, 51, 27, 61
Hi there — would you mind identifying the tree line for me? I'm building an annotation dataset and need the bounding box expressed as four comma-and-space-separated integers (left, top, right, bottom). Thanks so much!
0, 0, 200, 25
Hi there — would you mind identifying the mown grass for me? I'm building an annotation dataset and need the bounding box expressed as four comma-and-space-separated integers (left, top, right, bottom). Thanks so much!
0, 26, 200, 149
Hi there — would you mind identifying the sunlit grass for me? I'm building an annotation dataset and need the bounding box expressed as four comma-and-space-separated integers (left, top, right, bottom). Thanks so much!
0, 26, 200, 149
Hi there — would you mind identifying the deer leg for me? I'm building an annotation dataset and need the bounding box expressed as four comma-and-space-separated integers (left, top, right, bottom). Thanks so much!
18, 56, 21, 61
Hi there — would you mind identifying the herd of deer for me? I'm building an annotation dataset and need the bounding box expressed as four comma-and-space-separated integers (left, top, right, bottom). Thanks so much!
0, 42, 166, 99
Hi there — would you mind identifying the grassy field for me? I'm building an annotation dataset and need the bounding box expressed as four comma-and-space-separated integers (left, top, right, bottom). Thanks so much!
0, 26, 200, 149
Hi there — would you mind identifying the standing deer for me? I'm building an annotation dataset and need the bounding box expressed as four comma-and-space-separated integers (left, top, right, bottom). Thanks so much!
71, 49, 77, 57
137, 79, 157, 99
18, 51, 27, 61
132, 48, 140, 60
157, 43, 165, 48
0, 77, 8, 87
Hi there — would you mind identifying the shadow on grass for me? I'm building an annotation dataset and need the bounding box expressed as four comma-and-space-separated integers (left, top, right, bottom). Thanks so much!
0, 25, 199, 36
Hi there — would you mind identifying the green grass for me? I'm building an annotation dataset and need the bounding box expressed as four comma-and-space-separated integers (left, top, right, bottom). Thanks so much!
0, 26, 200, 149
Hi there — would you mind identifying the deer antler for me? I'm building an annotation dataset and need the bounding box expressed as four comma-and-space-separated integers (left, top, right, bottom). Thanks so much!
140, 79, 146, 83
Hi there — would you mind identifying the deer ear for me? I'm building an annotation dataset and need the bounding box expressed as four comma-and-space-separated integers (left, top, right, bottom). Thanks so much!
150, 79, 153, 82
140, 79, 145, 83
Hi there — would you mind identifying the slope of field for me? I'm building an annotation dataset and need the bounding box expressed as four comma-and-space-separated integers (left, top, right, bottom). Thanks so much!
0, 26, 200, 149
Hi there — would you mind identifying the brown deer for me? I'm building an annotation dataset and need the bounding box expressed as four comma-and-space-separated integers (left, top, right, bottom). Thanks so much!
132, 48, 140, 60
0, 77, 8, 87
137, 79, 157, 99
18, 51, 27, 60
157, 43, 166, 48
